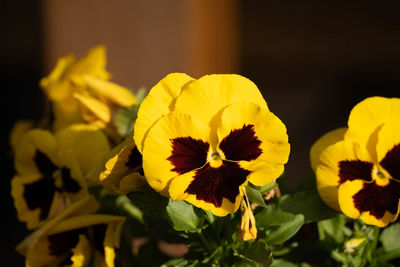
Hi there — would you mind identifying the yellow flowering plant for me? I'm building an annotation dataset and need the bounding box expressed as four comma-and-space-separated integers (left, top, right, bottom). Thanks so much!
9, 46, 400, 267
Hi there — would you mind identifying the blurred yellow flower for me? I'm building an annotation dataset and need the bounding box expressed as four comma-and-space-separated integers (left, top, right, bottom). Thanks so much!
12, 124, 110, 229
134, 73, 290, 216
40, 45, 138, 131
311, 96, 400, 227
17, 201, 125, 267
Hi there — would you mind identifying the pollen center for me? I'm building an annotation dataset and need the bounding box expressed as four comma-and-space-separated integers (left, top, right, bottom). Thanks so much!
208, 150, 224, 168
373, 166, 390, 186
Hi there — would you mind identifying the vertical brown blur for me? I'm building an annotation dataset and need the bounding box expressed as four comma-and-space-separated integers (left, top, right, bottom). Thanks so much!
41, 0, 239, 90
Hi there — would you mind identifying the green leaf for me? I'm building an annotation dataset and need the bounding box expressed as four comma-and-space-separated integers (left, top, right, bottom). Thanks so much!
256, 210, 296, 229
246, 185, 267, 208
265, 214, 304, 245
380, 223, 400, 253
271, 259, 298, 267
317, 215, 347, 243
232, 249, 258, 267
279, 191, 338, 223
166, 199, 201, 232
254, 181, 278, 194
127, 184, 169, 218
243, 241, 273, 267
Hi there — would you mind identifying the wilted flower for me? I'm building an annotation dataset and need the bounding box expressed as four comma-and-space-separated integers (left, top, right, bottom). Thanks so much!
40, 45, 138, 131
311, 96, 400, 227
134, 73, 290, 216
238, 194, 257, 242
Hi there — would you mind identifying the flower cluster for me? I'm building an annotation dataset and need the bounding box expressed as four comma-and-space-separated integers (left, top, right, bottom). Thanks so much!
10, 45, 400, 267
311, 97, 400, 227
10, 46, 132, 266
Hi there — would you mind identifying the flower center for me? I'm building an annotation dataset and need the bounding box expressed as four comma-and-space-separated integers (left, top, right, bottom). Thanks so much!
372, 165, 390, 186
208, 149, 224, 168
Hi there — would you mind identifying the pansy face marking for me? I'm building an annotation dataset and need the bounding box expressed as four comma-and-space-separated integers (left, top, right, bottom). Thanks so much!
167, 124, 262, 208
138, 74, 290, 216
24, 150, 82, 221
312, 97, 400, 227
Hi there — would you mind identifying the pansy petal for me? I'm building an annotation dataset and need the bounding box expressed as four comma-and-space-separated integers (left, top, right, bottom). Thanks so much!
174, 75, 268, 144
310, 127, 347, 172
217, 102, 289, 164
338, 179, 400, 227
14, 129, 58, 176
74, 93, 111, 124
40, 54, 76, 101
83, 76, 138, 107
70, 234, 92, 266
69, 45, 110, 82
316, 140, 373, 210
169, 161, 248, 216
133, 73, 194, 153
9, 120, 34, 153
377, 122, 400, 181
216, 102, 289, 186
345, 97, 400, 160
11, 174, 60, 229
142, 112, 210, 196
55, 124, 111, 177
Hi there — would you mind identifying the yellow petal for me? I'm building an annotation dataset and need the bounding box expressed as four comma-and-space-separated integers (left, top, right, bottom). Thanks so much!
69, 45, 110, 82
51, 96, 85, 131
74, 93, 111, 124
16, 195, 99, 256
55, 123, 111, 176
9, 120, 34, 153
11, 174, 60, 229
216, 102, 290, 186
133, 72, 194, 153
338, 180, 400, 227
14, 129, 58, 176
174, 74, 268, 144
83, 76, 138, 107
376, 121, 400, 163
40, 54, 76, 101
70, 234, 92, 267
310, 127, 347, 172
238, 198, 257, 242
107, 172, 146, 195
316, 140, 373, 210
142, 111, 210, 196
345, 96, 400, 161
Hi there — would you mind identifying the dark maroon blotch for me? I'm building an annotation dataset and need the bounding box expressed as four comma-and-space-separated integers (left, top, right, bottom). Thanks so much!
353, 180, 400, 219
219, 124, 262, 161
125, 146, 143, 170
338, 160, 373, 184
34, 150, 58, 176
61, 167, 81, 193
168, 137, 209, 175
48, 228, 85, 256
23, 177, 56, 220
380, 144, 400, 180
185, 161, 249, 207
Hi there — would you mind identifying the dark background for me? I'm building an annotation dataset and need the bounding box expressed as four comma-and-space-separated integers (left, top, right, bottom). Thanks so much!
2, 0, 400, 265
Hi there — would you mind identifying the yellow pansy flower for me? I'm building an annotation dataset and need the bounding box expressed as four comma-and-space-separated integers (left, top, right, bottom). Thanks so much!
311, 96, 400, 227
40, 45, 138, 131
17, 201, 125, 267
12, 124, 110, 229
88, 132, 146, 194
134, 73, 290, 216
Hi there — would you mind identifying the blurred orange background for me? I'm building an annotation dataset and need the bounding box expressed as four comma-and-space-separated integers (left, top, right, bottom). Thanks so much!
3, 0, 400, 264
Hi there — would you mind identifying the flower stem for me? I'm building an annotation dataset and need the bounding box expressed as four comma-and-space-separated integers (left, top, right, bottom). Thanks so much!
116, 195, 144, 223
197, 230, 213, 253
